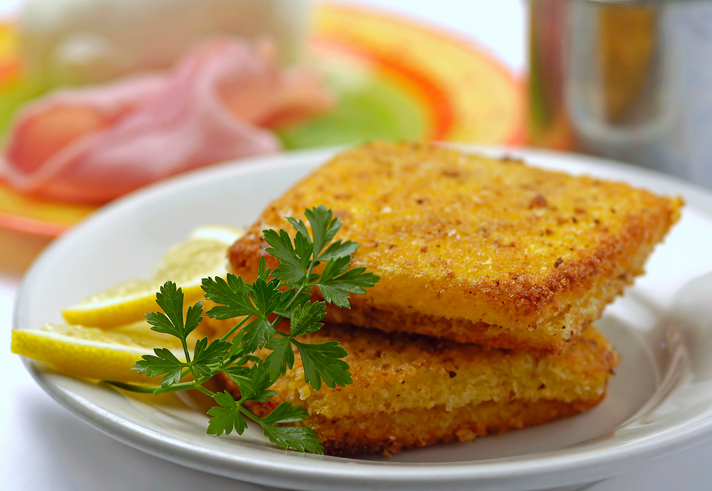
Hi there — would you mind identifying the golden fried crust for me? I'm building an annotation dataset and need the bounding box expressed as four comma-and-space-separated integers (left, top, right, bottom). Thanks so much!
324, 302, 598, 352
217, 324, 619, 455
254, 397, 604, 456
228, 142, 681, 352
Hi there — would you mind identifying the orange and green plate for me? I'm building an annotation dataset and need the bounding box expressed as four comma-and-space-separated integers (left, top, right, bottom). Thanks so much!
0, 3, 523, 237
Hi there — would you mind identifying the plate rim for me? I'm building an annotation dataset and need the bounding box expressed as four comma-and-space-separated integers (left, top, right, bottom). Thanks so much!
14, 145, 712, 490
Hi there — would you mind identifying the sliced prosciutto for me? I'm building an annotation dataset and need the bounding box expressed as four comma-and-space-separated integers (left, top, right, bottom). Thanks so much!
1, 39, 332, 204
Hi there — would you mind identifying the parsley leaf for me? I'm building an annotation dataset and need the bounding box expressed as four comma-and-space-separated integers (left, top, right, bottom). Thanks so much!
132, 348, 185, 387
192, 337, 231, 378
202, 274, 260, 319
263, 336, 295, 380
122, 206, 380, 454
184, 302, 204, 338
145, 282, 203, 340
316, 285, 349, 309
288, 302, 326, 337
250, 277, 282, 317
318, 240, 359, 261
262, 402, 309, 425
224, 364, 276, 402
152, 282, 184, 333
261, 424, 323, 454
293, 231, 314, 271
263, 229, 305, 284
273, 289, 311, 317
207, 391, 247, 436
293, 339, 351, 391
285, 216, 310, 240
259, 403, 317, 452
318, 257, 380, 308
305, 205, 340, 257
226, 329, 244, 357
241, 318, 276, 353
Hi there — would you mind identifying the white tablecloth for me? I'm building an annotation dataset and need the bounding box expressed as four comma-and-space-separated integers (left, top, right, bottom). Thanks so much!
1, 0, 710, 489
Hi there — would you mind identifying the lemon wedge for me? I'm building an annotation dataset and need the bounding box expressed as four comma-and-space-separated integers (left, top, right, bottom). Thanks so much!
11, 323, 194, 384
61, 225, 242, 329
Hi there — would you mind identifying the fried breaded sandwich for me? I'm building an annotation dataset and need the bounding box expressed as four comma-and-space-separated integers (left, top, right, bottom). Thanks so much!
228, 142, 681, 352
218, 324, 619, 455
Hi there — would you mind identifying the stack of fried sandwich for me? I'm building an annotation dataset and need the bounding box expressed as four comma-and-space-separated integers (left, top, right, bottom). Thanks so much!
215, 142, 682, 455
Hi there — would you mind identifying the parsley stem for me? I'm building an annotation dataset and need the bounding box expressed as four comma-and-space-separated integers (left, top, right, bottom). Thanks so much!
272, 256, 318, 336
279, 246, 321, 318
236, 403, 264, 424
129, 206, 378, 452
154, 376, 210, 393
106, 381, 158, 393
219, 315, 250, 343
182, 345, 192, 365
195, 384, 216, 397
180, 337, 197, 382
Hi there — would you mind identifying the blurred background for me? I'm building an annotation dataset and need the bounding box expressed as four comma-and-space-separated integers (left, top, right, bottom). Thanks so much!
0, 0, 711, 237
2, 2, 712, 490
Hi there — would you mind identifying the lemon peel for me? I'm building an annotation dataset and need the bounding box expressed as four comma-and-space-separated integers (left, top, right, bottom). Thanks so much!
11, 323, 193, 384
61, 225, 242, 329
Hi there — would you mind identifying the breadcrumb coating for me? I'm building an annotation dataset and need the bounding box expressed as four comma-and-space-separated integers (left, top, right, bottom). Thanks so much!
228, 142, 681, 352
217, 324, 619, 455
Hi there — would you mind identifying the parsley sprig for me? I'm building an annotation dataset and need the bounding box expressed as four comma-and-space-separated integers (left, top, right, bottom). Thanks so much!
110, 206, 379, 454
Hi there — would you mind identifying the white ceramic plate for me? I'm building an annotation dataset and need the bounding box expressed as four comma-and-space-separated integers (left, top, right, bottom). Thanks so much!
14, 147, 712, 491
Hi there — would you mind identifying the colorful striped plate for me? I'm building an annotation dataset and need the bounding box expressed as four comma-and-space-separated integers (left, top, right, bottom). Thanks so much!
0, 3, 522, 237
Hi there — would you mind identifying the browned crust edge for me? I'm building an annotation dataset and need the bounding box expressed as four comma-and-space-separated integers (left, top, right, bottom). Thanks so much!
229, 197, 679, 316
323, 302, 591, 353
308, 396, 605, 456
220, 374, 606, 456
227, 220, 661, 352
